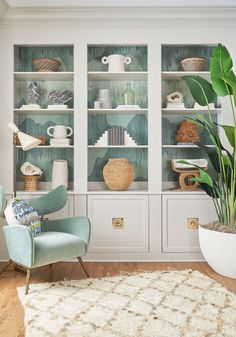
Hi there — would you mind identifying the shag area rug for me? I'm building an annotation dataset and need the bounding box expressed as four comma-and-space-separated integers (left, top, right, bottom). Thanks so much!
17, 270, 236, 337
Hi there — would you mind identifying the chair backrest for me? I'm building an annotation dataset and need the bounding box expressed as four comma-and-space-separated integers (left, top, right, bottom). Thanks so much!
29, 185, 67, 216
0, 186, 6, 218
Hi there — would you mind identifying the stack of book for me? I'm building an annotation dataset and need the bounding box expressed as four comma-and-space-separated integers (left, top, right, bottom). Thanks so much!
50, 138, 72, 147
108, 126, 125, 145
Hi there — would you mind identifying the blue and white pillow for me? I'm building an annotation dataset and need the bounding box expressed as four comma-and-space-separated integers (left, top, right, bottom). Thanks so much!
4, 199, 41, 236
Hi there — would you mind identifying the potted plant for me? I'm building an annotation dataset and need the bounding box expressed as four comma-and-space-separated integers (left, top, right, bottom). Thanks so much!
181, 43, 236, 278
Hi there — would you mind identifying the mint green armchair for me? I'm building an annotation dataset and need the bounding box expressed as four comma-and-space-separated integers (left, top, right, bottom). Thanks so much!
0, 185, 91, 294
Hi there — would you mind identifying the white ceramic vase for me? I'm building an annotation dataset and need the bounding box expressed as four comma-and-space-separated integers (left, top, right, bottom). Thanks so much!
52, 160, 68, 189
199, 226, 236, 278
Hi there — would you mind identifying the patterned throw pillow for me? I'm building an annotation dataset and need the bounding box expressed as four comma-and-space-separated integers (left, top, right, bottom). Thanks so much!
4, 199, 41, 236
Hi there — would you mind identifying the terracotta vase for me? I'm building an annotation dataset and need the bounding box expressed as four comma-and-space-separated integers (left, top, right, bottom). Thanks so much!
103, 158, 135, 191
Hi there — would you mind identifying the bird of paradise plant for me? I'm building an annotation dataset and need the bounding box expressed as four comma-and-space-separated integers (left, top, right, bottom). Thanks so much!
180, 43, 236, 226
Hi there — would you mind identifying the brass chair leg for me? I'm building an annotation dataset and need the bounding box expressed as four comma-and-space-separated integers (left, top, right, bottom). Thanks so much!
25, 269, 31, 295
0, 260, 13, 276
77, 257, 89, 278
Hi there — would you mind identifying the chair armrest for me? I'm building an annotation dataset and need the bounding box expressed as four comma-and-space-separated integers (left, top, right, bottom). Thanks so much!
3, 225, 34, 268
41, 216, 91, 249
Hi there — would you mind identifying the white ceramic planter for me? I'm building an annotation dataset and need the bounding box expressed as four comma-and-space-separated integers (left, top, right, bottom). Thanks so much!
199, 226, 236, 278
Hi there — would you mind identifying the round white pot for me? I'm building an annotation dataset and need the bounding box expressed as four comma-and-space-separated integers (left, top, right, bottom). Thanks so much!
199, 226, 236, 279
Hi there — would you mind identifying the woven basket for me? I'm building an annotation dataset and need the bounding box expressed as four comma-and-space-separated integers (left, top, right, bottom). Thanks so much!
32, 58, 61, 72
180, 57, 206, 71
103, 158, 135, 191
23, 175, 41, 192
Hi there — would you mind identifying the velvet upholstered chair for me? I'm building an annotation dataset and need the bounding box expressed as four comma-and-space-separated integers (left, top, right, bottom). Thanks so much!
0, 185, 91, 294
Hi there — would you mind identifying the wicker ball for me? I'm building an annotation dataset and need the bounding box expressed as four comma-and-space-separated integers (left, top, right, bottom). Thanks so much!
32, 58, 61, 72
103, 158, 135, 191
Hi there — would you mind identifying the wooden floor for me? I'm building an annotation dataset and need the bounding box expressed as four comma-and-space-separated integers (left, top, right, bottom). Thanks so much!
0, 261, 236, 337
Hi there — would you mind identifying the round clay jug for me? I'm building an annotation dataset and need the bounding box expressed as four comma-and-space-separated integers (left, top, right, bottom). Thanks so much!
103, 158, 135, 191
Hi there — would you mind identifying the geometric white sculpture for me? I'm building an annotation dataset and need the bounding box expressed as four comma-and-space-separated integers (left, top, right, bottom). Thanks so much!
94, 130, 137, 146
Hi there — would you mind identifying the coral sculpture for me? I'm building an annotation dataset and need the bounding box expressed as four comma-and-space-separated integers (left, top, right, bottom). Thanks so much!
25, 82, 41, 105
175, 120, 200, 144
48, 90, 73, 105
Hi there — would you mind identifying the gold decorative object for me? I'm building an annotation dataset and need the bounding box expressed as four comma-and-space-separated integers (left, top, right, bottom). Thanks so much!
32, 58, 61, 72
112, 218, 124, 229
103, 158, 135, 191
175, 120, 200, 144
180, 57, 206, 71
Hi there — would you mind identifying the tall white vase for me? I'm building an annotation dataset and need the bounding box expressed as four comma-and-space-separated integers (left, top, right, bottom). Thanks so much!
52, 160, 68, 189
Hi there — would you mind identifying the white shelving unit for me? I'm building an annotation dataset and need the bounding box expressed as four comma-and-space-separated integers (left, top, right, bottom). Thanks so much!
14, 72, 74, 81
88, 71, 148, 81
162, 71, 210, 80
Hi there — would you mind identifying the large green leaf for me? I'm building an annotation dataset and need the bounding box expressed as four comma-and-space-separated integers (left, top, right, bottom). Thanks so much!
198, 182, 220, 198
194, 168, 214, 187
210, 44, 236, 97
197, 144, 220, 173
219, 124, 236, 148
182, 75, 217, 106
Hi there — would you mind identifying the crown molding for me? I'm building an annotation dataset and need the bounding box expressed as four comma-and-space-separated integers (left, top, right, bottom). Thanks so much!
0, 0, 8, 22
2, 6, 236, 27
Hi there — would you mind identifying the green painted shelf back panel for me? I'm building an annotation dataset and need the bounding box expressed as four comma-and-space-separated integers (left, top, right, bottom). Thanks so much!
88, 80, 147, 109
162, 115, 217, 145
162, 148, 216, 182
15, 46, 74, 72
88, 148, 148, 182
88, 45, 147, 72
88, 113, 147, 145
162, 45, 215, 71
15, 80, 74, 109
17, 148, 74, 182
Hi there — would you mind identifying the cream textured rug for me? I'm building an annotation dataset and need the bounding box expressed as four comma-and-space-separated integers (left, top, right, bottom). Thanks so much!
17, 270, 236, 337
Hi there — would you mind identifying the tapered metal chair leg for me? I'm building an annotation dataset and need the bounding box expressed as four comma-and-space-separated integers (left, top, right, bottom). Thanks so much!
77, 257, 89, 278
25, 269, 31, 295
0, 260, 12, 276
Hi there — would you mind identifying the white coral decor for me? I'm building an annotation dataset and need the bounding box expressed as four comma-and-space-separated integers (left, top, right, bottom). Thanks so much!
21, 162, 43, 176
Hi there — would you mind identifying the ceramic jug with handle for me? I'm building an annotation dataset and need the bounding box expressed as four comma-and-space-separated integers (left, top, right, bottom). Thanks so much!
47, 125, 73, 139
101, 54, 132, 72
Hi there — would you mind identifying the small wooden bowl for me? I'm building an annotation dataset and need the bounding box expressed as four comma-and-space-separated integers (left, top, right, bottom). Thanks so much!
32, 58, 61, 72
180, 57, 206, 71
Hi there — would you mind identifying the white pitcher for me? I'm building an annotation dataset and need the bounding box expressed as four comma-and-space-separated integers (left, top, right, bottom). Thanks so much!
47, 125, 73, 139
101, 54, 132, 72
52, 160, 68, 189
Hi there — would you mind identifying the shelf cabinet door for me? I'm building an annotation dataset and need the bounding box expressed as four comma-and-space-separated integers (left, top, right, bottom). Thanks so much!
162, 194, 217, 253
87, 195, 148, 253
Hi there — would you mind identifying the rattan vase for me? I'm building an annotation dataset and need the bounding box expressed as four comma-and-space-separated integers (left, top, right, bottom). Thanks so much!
103, 158, 135, 191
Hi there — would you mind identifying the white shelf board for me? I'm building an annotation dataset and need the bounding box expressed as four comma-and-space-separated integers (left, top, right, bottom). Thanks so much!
162, 145, 215, 148
14, 72, 74, 81
162, 71, 210, 80
88, 108, 148, 114
88, 145, 148, 148
16, 145, 74, 148
14, 108, 74, 114
16, 190, 75, 195
162, 108, 221, 114
88, 71, 148, 81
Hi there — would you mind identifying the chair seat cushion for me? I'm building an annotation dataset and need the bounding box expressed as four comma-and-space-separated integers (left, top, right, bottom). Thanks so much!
34, 231, 86, 267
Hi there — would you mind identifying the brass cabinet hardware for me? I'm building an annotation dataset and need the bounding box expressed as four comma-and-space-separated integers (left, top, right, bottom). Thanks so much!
112, 218, 124, 229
